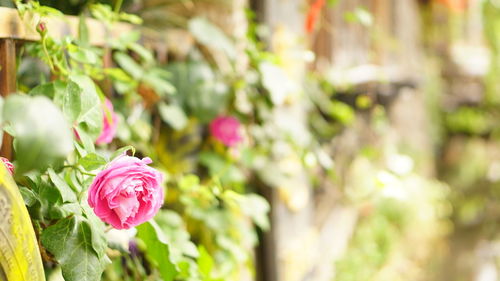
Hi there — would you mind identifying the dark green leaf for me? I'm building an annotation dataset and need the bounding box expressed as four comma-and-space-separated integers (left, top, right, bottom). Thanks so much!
19, 186, 38, 207
83, 204, 108, 260
41, 216, 107, 281
137, 220, 178, 281
48, 168, 77, 202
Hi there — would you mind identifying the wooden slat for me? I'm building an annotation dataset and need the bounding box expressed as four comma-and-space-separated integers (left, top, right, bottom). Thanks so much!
0, 39, 16, 159
0, 7, 133, 45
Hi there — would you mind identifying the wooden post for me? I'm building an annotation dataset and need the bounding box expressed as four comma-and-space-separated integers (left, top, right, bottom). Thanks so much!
0, 39, 16, 159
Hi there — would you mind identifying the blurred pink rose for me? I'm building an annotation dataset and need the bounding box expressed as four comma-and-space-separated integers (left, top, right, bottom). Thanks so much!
96, 99, 118, 145
209, 116, 243, 147
0, 157, 14, 175
88, 155, 164, 229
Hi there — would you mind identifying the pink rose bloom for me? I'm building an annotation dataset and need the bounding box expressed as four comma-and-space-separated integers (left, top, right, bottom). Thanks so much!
0, 157, 14, 175
88, 156, 164, 229
209, 116, 243, 147
96, 99, 118, 145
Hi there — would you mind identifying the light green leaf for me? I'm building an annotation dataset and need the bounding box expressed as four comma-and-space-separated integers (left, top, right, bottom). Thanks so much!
344, 7, 373, 27
114, 52, 144, 79
137, 220, 178, 281
143, 69, 176, 96
41, 216, 107, 281
79, 153, 107, 171
158, 102, 188, 130
62, 81, 83, 123
188, 17, 236, 59
69, 74, 103, 139
197, 246, 214, 279
48, 168, 77, 202
74, 127, 96, 154
239, 194, 270, 230
79, 14, 89, 46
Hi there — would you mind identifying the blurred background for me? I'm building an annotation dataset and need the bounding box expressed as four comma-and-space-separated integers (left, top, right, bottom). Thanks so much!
2, 0, 500, 281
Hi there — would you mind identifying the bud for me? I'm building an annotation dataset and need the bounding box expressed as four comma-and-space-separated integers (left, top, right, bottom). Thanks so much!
36, 21, 47, 36
0, 157, 14, 175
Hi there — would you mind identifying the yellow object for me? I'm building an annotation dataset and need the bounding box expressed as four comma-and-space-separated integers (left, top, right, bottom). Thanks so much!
0, 164, 45, 281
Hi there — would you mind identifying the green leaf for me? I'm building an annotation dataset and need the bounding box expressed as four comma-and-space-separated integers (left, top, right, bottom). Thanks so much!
82, 204, 108, 260
143, 69, 176, 96
41, 216, 107, 281
128, 42, 154, 64
69, 74, 104, 139
154, 210, 199, 262
158, 102, 188, 130
197, 246, 214, 279
188, 17, 236, 59
344, 7, 373, 26
238, 194, 270, 230
68, 47, 100, 65
75, 126, 96, 154
48, 168, 77, 202
118, 12, 143, 25
3, 95, 73, 173
114, 52, 144, 79
137, 220, 178, 281
167, 62, 229, 123
29, 81, 61, 99
62, 81, 83, 123
32, 80, 85, 124
259, 62, 297, 106
19, 186, 39, 207
78, 153, 107, 171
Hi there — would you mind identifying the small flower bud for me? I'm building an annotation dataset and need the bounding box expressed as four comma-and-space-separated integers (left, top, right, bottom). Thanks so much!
36, 21, 47, 36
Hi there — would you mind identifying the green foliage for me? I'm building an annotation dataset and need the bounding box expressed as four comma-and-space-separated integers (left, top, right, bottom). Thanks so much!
136, 221, 178, 281
166, 61, 229, 123
41, 216, 108, 281
444, 107, 493, 135
188, 17, 236, 60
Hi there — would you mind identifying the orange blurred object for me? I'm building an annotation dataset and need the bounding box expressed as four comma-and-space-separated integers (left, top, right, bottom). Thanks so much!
437, 0, 468, 12
305, 0, 326, 33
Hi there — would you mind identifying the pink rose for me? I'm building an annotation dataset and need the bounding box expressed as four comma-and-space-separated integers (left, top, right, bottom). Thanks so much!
209, 116, 243, 147
88, 156, 164, 229
96, 99, 118, 145
0, 157, 14, 175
